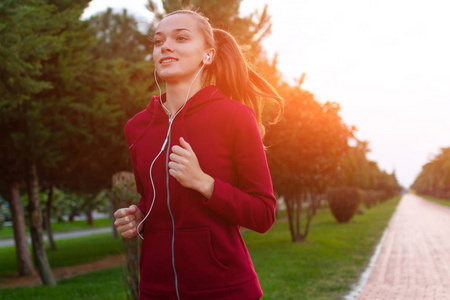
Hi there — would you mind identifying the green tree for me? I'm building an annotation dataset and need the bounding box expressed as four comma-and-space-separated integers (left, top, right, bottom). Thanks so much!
338, 141, 375, 189
265, 84, 354, 242
0, 0, 69, 284
53, 8, 155, 224
336, 140, 402, 203
1, 0, 97, 285
33, 0, 95, 247
412, 147, 450, 199
375, 170, 402, 199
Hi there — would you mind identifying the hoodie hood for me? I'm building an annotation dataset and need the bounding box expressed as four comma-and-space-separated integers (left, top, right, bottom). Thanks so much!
146, 85, 223, 120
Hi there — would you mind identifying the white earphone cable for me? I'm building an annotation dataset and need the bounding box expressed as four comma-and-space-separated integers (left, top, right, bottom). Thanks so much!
137, 60, 208, 240
137, 58, 209, 300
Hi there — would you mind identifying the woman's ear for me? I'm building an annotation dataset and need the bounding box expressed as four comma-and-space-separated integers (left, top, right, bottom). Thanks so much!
203, 49, 216, 65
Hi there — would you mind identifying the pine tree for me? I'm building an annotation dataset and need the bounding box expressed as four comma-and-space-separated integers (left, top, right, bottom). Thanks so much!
54, 8, 155, 211
1, 0, 90, 285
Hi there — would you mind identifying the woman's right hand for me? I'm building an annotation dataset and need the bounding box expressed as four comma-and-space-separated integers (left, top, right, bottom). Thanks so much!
113, 205, 144, 238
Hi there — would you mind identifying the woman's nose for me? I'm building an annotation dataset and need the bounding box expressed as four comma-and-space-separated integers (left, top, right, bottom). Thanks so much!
161, 40, 173, 53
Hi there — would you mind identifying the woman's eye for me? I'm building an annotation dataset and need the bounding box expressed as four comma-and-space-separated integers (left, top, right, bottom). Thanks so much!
154, 39, 163, 46
176, 36, 188, 42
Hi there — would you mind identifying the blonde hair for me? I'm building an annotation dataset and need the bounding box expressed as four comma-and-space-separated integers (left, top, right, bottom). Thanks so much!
162, 10, 284, 136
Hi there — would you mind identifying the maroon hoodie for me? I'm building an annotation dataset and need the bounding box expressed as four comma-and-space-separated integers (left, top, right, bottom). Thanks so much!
125, 85, 276, 300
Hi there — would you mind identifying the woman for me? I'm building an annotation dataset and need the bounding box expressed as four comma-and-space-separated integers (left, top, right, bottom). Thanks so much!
114, 9, 283, 300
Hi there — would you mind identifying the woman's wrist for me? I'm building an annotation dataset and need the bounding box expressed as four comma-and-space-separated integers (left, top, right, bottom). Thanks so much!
197, 174, 215, 199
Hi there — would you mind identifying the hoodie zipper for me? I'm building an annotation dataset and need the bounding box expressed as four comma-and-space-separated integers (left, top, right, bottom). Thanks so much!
165, 119, 181, 300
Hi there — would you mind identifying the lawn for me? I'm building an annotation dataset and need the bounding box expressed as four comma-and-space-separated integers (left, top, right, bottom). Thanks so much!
0, 196, 401, 299
1, 267, 128, 300
422, 195, 450, 208
0, 218, 112, 240
247, 196, 401, 299
0, 233, 124, 277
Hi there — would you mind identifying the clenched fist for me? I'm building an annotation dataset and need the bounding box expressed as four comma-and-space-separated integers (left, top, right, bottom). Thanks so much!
113, 205, 144, 238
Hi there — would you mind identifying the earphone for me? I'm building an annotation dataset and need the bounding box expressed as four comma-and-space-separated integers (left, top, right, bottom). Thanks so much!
137, 59, 209, 240
205, 54, 211, 62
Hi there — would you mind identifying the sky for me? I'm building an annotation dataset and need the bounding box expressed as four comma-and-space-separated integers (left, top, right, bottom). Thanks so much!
82, 0, 450, 188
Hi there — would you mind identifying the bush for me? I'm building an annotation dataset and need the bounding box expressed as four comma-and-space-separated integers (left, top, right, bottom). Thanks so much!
327, 186, 362, 223
376, 190, 387, 203
362, 190, 377, 208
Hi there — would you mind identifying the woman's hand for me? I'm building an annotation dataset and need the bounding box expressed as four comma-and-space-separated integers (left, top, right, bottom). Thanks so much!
113, 205, 144, 238
169, 137, 215, 199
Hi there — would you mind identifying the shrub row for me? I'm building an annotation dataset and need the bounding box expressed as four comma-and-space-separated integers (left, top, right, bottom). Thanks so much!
362, 190, 390, 208
327, 187, 395, 223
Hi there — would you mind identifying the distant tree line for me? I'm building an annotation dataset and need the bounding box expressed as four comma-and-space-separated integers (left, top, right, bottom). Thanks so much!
412, 147, 450, 199
0, 0, 401, 286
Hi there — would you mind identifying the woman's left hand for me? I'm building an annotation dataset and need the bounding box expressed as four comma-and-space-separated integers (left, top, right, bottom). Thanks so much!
169, 137, 215, 199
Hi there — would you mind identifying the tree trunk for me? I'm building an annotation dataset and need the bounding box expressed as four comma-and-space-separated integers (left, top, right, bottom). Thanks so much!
86, 208, 93, 226
295, 194, 302, 239
26, 161, 56, 286
275, 197, 280, 218
8, 180, 34, 276
45, 184, 57, 250
286, 194, 309, 243
284, 197, 296, 242
112, 171, 141, 299
68, 210, 76, 222
303, 195, 313, 241
302, 193, 319, 241
123, 236, 140, 300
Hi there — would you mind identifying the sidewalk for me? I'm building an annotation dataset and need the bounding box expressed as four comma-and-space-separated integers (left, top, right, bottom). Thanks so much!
347, 194, 450, 299
0, 227, 113, 248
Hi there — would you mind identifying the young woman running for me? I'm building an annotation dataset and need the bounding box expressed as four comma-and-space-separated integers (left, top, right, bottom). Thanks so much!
114, 9, 283, 300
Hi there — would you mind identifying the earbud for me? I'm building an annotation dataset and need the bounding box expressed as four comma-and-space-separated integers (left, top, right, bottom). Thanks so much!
205, 54, 211, 62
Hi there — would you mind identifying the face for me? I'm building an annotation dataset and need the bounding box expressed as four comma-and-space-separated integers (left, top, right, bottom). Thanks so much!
153, 13, 209, 84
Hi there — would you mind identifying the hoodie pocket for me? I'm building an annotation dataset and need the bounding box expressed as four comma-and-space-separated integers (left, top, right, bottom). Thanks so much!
175, 228, 229, 291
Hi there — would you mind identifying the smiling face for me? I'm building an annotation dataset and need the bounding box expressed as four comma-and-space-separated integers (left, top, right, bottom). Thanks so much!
153, 13, 211, 84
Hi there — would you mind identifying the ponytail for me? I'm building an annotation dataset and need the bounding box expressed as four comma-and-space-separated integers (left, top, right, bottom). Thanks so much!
206, 29, 283, 137
162, 10, 284, 136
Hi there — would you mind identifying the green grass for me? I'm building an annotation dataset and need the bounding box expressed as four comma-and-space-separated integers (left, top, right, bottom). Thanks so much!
0, 233, 125, 277
423, 195, 450, 207
246, 196, 401, 300
0, 218, 112, 240
0, 196, 401, 299
1, 267, 128, 300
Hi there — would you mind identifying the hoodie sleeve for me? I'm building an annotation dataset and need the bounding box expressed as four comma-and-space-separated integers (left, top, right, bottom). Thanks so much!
202, 106, 276, 233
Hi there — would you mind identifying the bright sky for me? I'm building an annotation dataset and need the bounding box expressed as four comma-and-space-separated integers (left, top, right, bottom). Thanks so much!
83, 0, 450, 188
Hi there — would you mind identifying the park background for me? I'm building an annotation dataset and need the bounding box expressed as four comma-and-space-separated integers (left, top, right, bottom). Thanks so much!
84, 0, 450, 189
1, 0, 449, 299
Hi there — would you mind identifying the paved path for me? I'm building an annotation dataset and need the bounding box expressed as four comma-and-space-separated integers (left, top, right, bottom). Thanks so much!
348, 194, 450, 300
0, 227, 112, 248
